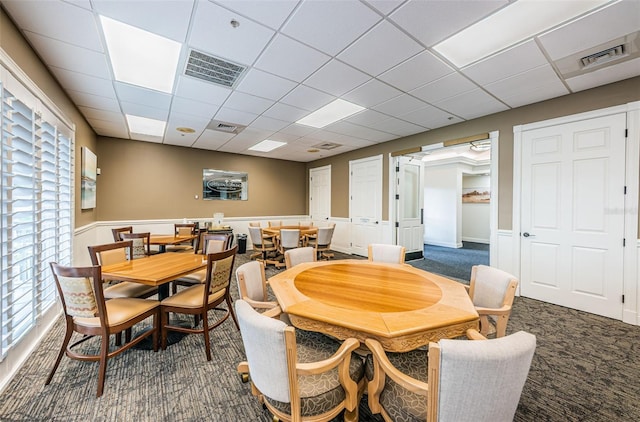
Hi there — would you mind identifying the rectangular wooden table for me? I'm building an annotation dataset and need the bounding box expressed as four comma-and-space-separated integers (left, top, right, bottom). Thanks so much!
101, 252, 207, 300
150, 234, 198, 253
269, 260, 479, 352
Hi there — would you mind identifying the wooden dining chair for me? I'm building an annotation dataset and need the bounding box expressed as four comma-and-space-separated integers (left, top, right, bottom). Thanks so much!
306, 226, 335, 260
172, 233, 232, 294
120, 232, 152, 258
111, 226, 132, 241
46, 262, 159, 397
166, 223, 197, 253
235, 260, 279, 312
247, 226, 279, 266
365, 330, 536, 422
235, 299, 365, 422
368, 243, 406, 264
468, 265, 519, 338
160, 245, 239, 361
267, 220, 282, 227
284, 246, 317, 269
87, 241, 157, 300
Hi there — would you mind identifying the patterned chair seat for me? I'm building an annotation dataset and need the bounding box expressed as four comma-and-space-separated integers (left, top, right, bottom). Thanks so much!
266, 330, 365, 418
365, 349, 428, 422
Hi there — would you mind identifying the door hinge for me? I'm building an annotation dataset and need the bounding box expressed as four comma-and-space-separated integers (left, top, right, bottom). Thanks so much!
623, 238, 626, 247
395, 166, 400, 172
395, 222, 399, 228
624, 186, 627, 194
395, 194, 399, 200
625, 128, 628, 138
622, 294, 625, 304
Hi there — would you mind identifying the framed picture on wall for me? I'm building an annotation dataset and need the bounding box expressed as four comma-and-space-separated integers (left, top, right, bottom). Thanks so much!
462, 187, 490, 203
203, 169, 248, 200
81, 147, 97, 209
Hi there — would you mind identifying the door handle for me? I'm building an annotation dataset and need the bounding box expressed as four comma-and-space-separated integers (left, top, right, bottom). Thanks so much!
522, 232, 536, 238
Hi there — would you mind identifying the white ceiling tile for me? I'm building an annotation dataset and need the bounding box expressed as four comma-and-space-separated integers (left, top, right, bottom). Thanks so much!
218, 128, 275, 152
338, 20, 423, 76
364, 0, 405, 16
235, 69, 297, 101
175, 76, 231, 106
163, 136, 196, 148
389, 0, 508, 46
400, 104, 463, 129
92, 0, 194, 43
90, 121, 129, 139
166, 112, 209, 134
78, 106, 125, 123
66, 1, 92, 11
304, 60, 371, 97
344, 109, 390, 126
378, 51, 453, 91
120, 101, 169, 121
214, 107, 259, 126
254, 34, 331, 82
282, 0, 380, 56
462, 40, 548, 86
66, 90, 121, 111
367, 117, 427, 137
188, 1, 275, 66
279, 123, 318, 137
434, 89, 509, 120
249, 116, 291, 132
566, 57, 640, 92
130, 135, 163, 144
324, 121, 393, 142
170, 96, 220, 119
342, 78, 402, 107
538, 1, 640, 60
372, 94, 428, 117
224, 92, 275, 115
24, 31, 111, 78
484, 64, 569, 108
215, 0, 298, 31
262, 102, 309, 122
114, 82, 172, 109
280, 85, 334, 111
191, 129, 236, 151
265, 131, 300, 143
2, 0, 103, 51
49, 66, 116, 98
410, 73, 477, 104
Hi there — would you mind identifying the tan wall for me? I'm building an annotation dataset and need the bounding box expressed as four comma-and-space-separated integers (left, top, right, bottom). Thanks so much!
307, 76, 640, 232
0, 7, 98, 228
96, 137, 307, 220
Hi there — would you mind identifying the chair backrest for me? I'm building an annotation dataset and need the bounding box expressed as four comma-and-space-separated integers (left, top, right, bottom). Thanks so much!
248, 221, 261, 227
88, 241, 134, 266
267, 220, 282, 227
120, 232, 151, 258
315, 226, 334, 246
50, 262, 105, 321
111, 226, 133, 241
284, 247, 317, 269
279, 229, 300, 249
235, 299, 291, 402
236, 261, 268, 303
175, 223, 196, 236
200, 233, 231, 255
430, 331, 536, 422
368, 243, 406, 264
298, 220, 313, 227
248, 226, 264, 247
205, 245, 238, 294
469, 265, 518, 309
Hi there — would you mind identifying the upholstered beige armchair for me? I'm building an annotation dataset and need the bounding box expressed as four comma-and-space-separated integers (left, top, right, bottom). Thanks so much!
468, 265, 519, 337
368, 243, 406, 264
284, 246, 317, 269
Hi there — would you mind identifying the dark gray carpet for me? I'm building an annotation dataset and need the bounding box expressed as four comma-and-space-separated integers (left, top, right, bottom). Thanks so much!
0, 250, 638, 421
415, 241, 490, 281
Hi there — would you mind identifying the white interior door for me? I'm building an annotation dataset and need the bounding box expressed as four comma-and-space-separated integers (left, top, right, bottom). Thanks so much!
350, 155, 382, 257
520, 113, 626, 319
309, 165, 331, 223
396, 156, 424, 260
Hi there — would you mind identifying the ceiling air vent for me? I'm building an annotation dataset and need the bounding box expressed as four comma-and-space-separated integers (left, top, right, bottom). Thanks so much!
185, 49, 246, 88
207, 119, 246, 134
313, 142, 342, 150
580, 45, 626, 69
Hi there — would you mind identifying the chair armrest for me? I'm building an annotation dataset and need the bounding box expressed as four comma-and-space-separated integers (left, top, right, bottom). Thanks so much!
475, 305, 512, 316
244, 297, 278, 310
237, 361, 249, 374
465, 329, 487, 340
297, 338, 360, 375
365, 338, 429, 395
261, 305, 283, 319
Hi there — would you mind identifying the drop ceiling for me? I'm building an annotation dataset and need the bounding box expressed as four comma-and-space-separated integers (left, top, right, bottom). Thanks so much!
2, 0, 639, 162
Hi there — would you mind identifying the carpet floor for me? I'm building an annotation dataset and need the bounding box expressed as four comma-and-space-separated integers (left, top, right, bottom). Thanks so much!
0, 250, 638, 421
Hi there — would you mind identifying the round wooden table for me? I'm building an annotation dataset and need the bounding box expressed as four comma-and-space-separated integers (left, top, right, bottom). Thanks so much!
269, 260, 479, 352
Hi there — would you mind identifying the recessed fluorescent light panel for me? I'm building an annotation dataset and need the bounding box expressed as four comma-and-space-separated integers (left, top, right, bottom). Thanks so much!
296, 99, 365, 128
100, 16, 181, 93
248, 139, 287, 152
433, 0, 610, 67
126, 114, 166, 137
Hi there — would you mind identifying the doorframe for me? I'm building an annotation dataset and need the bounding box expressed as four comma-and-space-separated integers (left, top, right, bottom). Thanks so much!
389, 130, 499, 266
512, 101, 640, 325
309, 164, 331, 223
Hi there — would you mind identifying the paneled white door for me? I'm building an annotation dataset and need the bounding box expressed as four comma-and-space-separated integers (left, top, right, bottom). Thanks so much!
396, 156, 424, 260
350, 155, 382, 257
309, 165, 331, 223
520, 113, 626, 319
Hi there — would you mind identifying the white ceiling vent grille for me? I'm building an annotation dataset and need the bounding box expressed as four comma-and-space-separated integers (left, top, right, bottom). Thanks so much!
313, 142, 342, 150
580, 45, 626, 69
185, 49, 246, 88
207, 119, 245, 134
